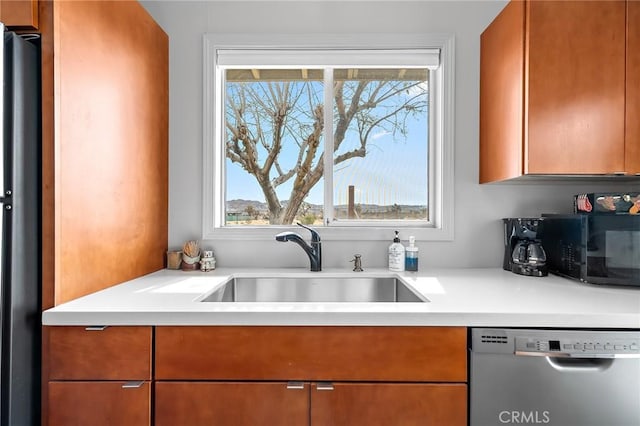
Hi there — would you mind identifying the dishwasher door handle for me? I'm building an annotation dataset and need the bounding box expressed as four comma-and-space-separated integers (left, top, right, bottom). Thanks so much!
513, 350, 618, 371
515, 350, 640, 359
544, 356, 615, 372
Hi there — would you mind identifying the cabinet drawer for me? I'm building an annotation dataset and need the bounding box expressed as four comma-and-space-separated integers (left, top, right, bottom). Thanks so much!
155, 381, 310, 426
48, 381, 151, 426
156, 326, 467, 382
311, 382, 467, 426
48, 326, 152, 380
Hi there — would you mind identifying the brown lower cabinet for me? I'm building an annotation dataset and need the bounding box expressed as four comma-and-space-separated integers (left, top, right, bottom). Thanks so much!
155, 381, 466, 426
48, 381, 151, 426
46, 326, 153, 425
155, 326, 467, 382
311, 382, 467, 426
155, 382, 310, 426
153, 326, 468, 426
47, 326, 468, 425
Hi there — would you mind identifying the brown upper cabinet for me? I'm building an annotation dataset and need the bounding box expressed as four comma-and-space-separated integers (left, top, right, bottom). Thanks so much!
480, 0, 639, 183
0, 0, 38, 29
39, 1, 169, 307
627, 0, 640, 173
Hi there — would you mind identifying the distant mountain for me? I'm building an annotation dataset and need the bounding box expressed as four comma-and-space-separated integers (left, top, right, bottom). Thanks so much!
227, 199, 425, 214
227, 199, 322, 213
334, 203, 426, 213
226, 199, 267, 213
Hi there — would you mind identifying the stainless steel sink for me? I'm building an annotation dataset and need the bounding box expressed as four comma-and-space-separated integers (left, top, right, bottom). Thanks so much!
200, 276, 427, 303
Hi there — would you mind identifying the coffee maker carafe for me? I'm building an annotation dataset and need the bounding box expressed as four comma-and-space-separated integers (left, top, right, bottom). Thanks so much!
503, 218, 548, 277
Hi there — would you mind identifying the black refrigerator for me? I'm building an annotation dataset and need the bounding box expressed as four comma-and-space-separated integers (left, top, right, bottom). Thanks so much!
0, 24, 41, 426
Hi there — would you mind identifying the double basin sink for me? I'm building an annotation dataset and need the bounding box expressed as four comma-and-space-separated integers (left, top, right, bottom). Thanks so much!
200, 275, 427, 303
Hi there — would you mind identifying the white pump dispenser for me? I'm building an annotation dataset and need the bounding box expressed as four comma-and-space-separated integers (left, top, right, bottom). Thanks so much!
388, 230, 405, 272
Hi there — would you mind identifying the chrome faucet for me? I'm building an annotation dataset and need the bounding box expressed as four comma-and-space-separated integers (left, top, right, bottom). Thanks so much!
275, 222, 322, 272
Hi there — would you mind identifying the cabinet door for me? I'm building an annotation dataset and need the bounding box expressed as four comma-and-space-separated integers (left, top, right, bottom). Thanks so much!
48, 381, 150, 426
627, 0, 640, 174
311, 383, 467, 426
0, 0, 38, 29
479, 0, 526, 183
155, 382, 310, 426
526, 0, 626, 174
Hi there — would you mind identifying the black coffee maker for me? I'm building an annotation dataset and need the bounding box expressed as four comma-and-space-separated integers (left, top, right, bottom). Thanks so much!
503, 218, 548, 277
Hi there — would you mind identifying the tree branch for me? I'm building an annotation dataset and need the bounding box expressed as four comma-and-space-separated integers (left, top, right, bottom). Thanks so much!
334, 80, 367, 152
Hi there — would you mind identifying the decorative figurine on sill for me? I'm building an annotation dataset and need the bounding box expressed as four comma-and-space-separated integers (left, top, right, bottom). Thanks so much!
200, 250, 216, 272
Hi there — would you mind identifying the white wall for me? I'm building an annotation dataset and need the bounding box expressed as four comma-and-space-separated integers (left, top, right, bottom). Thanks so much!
141, 0, 635, 269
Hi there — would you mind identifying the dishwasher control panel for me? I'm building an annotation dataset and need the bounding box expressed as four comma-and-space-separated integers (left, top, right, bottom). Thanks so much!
515, 336, 640, 358
473, 328, 640, 358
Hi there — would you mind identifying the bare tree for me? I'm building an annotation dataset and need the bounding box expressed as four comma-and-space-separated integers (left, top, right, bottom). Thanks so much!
245, 205, 260, 220
226, 76, 427, 225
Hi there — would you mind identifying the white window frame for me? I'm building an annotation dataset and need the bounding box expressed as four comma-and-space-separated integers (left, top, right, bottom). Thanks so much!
203, 33, 455, 241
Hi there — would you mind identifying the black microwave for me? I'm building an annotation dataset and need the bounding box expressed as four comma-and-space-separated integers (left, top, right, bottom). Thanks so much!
540, 214, 640, 287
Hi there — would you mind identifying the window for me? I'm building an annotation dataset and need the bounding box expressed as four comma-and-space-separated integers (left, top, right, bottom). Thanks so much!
203, 34, 454, 241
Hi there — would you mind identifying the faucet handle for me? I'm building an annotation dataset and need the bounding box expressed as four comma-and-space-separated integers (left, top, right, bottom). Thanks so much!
351, 254, 363, 272
296, 222, 321, 242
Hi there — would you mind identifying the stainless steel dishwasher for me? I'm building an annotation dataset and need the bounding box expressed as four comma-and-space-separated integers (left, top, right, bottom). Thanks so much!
470, 328, 640, 426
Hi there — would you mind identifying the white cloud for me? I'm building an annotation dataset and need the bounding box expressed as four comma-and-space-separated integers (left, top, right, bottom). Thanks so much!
372, 130, 391, 140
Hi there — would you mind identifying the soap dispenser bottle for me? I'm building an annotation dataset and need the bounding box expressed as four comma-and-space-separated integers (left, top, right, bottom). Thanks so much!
388, 230, 405, 272
405, 236, 419, 271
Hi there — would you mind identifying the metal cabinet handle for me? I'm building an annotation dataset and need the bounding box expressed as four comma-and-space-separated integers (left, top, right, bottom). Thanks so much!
316, 382, 334, 391
85, 326, 108, 331
122, 381, 145, 389
286, 381, 305, 390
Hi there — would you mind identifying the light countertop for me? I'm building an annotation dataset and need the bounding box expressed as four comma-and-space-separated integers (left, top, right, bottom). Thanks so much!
41, 268, 640, 328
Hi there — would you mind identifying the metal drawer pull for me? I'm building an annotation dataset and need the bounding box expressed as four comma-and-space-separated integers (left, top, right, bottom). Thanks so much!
85, 326, 108, 331
122, 381, 145, 389
316, 382, 334, 391
286, 381, 305, 390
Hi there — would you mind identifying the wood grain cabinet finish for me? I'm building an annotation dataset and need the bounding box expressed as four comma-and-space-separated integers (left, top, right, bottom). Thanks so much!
155, 326, 467, 382
310, 383, 467, 426
155, 382, 310, 426
40, 0, 168, 308
48, 381, 151, 426
47, 327, 152, 425
154, 326, 467, 424
0, 0, 38, 29
480, 0, 635, 182
155, 381, 466, 426
48, 326, 152, 380
627, 0, 640, 174
39, 0, 168, 422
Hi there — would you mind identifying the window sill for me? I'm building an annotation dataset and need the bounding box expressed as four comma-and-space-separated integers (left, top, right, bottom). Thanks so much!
203, 224, 453, 242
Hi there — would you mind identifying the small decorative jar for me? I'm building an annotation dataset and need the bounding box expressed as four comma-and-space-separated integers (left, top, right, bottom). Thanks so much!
181, 240, 201, 271
199, 250, 216, 272
166, 250, 183, 270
